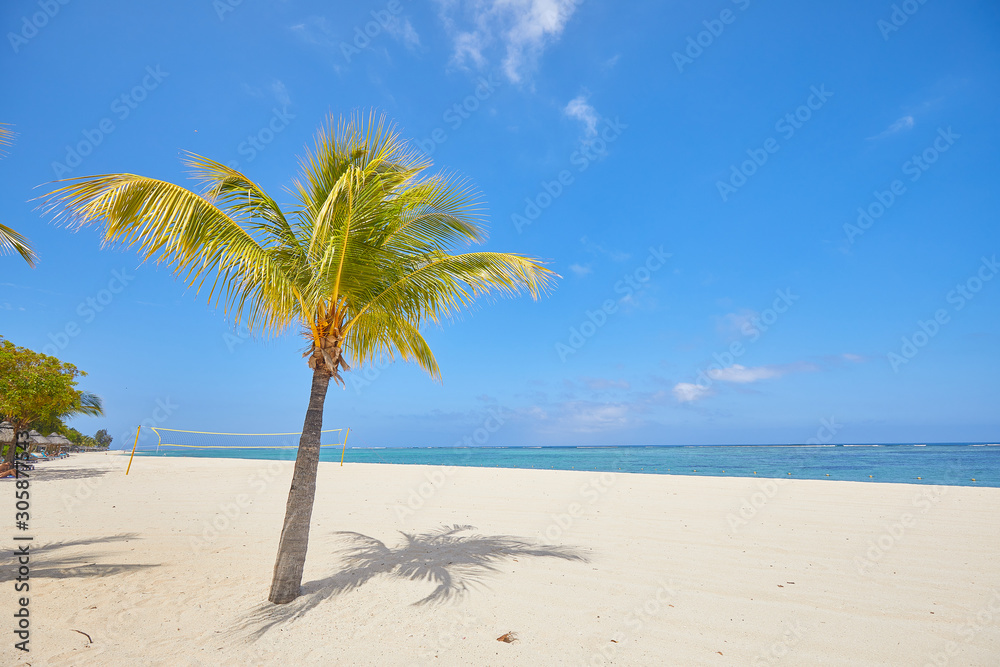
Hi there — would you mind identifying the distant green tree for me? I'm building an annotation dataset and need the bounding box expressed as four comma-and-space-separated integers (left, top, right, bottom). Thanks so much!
95, 428, 112, 448
0, 337, 103, 465
60, 428, 97, 451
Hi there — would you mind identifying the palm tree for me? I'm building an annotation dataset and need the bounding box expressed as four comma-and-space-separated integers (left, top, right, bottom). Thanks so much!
46, 112, 556, 604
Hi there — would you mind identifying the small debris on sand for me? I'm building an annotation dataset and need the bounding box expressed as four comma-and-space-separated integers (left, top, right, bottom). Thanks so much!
71, 629, 93, 643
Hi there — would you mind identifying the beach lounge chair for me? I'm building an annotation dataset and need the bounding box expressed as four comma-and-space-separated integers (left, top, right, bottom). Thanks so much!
0, 460, 35, 477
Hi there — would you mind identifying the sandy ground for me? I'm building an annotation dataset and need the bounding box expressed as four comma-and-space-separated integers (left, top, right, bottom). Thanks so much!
2, 452, 999, 666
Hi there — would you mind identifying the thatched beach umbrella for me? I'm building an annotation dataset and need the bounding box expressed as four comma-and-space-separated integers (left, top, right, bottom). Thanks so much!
48, 432, 71, 454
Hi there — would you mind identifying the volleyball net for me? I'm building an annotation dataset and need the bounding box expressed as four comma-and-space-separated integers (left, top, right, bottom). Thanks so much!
147, 427, 349, 454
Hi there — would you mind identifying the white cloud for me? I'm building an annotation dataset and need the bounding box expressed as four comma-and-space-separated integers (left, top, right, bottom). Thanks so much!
579, 236, 629, 262
288, 16, 332, 46
452, 31, 487, 69
716, 308, 758, 340
707, 362, 819, 384
579, 377, 630, 391
564, 94, 598, 137
672, 382, 713, 403
242, 79, 292, 107
568, 263, 591, 277
673, 362, 819, 403
841, 353, 864, 363
520, 399, 633, 433
270, 80, 291, 107
385, 16, 421, 50
574, 403, 629, 429
289, 12, 419, 63
868, 115, 914, 140
553, 401, 630, 432
437, 0, 582, 83
891, 115, 915, 131
706, 364, 783, 384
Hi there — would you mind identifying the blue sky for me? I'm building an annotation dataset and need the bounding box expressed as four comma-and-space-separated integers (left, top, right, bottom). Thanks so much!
1, 0, 998, 449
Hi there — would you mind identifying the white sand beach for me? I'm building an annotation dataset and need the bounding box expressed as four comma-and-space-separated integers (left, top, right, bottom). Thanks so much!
5, 452, 1000, 666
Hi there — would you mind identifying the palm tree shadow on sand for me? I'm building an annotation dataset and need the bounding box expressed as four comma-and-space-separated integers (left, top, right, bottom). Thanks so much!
0, 533, 158, 582
240, 524, 587, 640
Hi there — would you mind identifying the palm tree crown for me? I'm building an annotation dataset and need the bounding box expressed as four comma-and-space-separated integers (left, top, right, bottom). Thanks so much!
48, 112, 554, 381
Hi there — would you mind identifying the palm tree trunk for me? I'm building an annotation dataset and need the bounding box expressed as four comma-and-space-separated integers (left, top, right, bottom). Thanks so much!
3, 427, 24, 467
268, 366, 332, 604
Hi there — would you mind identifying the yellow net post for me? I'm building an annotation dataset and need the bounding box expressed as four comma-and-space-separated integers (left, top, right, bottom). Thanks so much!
125, 426, 140, 475
340, 428, 350, 466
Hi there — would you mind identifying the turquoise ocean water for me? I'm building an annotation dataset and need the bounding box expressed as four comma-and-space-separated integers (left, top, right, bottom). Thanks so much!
136, 443, 1000, 488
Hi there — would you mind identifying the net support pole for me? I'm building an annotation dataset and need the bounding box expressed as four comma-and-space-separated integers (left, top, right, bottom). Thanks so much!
340, 428, 350, 467
126, 426, 140, 475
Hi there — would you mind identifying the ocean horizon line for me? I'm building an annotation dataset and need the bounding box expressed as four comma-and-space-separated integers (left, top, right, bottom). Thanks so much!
116, 441, 999, 452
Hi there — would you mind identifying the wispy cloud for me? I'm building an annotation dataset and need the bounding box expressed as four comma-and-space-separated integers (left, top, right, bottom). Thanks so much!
384, 15, 421, 50
535, 400, 632, 433
564, 93, 598, 137
672, 382, 713, 403
716, 308, 758, 341
672, 362, 819, 403
579, 236, 629, 262
270, 80, 291, 106
818, 352, 868, 366
437, 0, 582, 83
289, 12, 419, 66
0, 282, 64, 296
242, 79, 293, 107
867, 115, 914, 140
579, 377, 630, 391
568, 263, 591, 277
708, 362, 819, 384
707, 364, 781, 384
289, 17, 333, 46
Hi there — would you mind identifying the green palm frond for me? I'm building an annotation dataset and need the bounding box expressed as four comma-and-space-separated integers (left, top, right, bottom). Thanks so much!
46, 173, 301, 333
0, 124, 13, 154
0, 124, 37, 267
44, 111, 557, 381
185, 153, 301, 252
0, 223, 37, 267
69, 392, 104, 418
